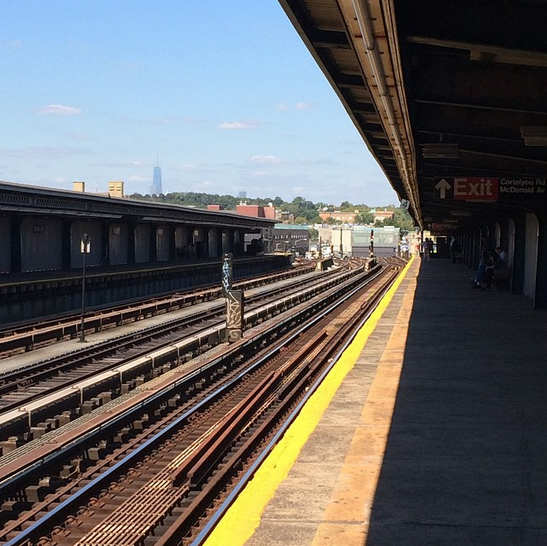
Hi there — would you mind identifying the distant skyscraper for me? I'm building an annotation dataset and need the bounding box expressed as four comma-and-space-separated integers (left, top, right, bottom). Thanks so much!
151, 160, 162, 195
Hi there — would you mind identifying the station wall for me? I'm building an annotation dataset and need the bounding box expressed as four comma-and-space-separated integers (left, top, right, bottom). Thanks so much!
0, 217, 10, 273
524, 213, 539, 299
156, 224, 170, 262
135, 224, 151, 263
2, 210, 267, 277
109, 223, 129, 265
21, 217, 63, 272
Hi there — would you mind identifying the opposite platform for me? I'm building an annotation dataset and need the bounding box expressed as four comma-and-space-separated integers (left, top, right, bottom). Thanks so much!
207, 256, 547, 546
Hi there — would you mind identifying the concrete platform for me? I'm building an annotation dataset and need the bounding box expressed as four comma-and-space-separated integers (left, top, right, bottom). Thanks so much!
206, 256, 547, 546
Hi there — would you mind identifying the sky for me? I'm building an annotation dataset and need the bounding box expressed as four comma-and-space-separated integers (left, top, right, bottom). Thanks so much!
0, 1, 400, 207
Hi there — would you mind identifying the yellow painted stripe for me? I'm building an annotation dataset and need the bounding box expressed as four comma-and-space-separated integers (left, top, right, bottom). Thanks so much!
311, 260, 418, 545
204, 257, 415, 546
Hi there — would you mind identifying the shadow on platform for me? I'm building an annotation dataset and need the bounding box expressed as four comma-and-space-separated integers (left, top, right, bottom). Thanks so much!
366, 258, 547, 545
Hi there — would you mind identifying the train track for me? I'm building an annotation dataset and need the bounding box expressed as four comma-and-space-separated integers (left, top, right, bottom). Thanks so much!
0, 263, 364, 449
0, 257, 405, 546
0, 262, 318, 358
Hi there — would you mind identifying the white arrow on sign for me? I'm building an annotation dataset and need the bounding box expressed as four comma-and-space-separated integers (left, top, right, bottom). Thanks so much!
435, 178, 452, 199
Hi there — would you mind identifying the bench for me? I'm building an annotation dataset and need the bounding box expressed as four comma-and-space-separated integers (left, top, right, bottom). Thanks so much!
494, 267, 511, 289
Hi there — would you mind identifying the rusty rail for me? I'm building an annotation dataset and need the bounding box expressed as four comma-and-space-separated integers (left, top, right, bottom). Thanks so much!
0, 260, 400, 546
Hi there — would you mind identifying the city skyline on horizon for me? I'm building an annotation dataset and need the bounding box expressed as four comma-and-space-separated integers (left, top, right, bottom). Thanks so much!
151, 162, 163, 196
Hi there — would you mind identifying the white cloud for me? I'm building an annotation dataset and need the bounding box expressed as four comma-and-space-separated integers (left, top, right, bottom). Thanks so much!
219, 121, 254, 130
276, 102, 311, 111
37, 104, 81, 115
249, 155, 281, 164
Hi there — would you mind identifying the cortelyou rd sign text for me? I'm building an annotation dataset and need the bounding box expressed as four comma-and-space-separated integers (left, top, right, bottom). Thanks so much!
499, 178, 546, 196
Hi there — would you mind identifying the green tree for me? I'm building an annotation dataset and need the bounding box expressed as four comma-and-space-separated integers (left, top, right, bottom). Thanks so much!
129, 191, 392, 227
375, 208, 414, 235
287, 196, 320, 223
355, 211, 374, 224
339, 200, 354, 211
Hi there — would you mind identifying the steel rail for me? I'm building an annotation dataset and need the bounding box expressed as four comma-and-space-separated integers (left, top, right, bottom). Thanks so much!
0, 264, 317, 357
0, 264, 383, 494
0, 265, 348, 419
191, 268, 400, 545
0, 264, 392, 546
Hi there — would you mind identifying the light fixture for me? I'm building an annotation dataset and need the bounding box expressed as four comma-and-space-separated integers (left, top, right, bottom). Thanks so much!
422, 143, 459, 159
521, 126, 547, 146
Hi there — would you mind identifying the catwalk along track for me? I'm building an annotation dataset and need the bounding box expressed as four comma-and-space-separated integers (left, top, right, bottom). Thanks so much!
0, 256, 406, 546
0, 261, 317, 357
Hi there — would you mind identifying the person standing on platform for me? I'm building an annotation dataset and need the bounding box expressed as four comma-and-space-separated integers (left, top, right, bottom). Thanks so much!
423, 237, 433, 262
483, 251, 495, 290
449, 235, 460, 263
494, 247, 508, 269
472, 237, 489, 288
473, 247, 494, 289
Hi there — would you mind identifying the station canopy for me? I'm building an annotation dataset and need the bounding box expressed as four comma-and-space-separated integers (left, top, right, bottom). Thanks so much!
279, 0, 547, 232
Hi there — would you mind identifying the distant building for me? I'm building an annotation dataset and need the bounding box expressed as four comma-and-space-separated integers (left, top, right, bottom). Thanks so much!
371, 208, 394, 222
108, 181, 124, 198
318, 211, 357, 223
271, 224, 310, 255
236, 204, 276, 220
151, 162, 162, 195
233, 204, 277, 252
73, 180, 124, 198
244, 223, 310, 255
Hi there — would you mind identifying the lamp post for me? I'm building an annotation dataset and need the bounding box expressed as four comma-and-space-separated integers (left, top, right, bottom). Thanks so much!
291, 238, 309, 256
79, 233, 90, 342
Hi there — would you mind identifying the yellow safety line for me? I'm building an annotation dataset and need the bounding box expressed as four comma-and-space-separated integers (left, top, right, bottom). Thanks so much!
204, 257, 415, 546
